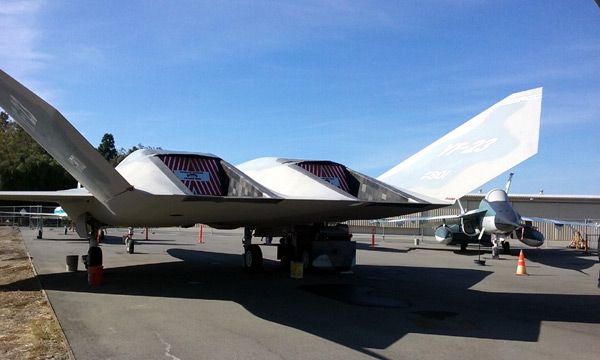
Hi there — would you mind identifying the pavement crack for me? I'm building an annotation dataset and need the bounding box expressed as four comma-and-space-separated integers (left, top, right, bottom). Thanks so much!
155, 332, 182, 360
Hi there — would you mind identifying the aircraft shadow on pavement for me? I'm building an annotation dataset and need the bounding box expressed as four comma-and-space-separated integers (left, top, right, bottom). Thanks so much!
36, 236, 88, 242
99, 235, 177, 246
3, 247, 600, 360
524, 248, 598, 273
407, 246, 491, 256
356, 242, 410, 254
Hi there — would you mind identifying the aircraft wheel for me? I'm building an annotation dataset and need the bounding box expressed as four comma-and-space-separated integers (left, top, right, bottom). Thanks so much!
334, 266, 352, 273
243, 245, 263, 271
126, 239, 135, 254
88, 246, 103, 267
301, 250, 311, 270
502, 241, 511, 255
280, 256, 290, 271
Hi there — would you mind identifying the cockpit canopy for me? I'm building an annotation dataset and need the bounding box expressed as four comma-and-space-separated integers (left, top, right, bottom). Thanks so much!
485, 188, 509, 202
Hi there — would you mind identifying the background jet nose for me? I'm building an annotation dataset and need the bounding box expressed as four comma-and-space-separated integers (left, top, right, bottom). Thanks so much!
495, 212, 519, 232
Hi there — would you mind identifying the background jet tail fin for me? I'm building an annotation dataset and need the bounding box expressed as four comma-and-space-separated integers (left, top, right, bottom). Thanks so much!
378, 88, 542, 204
0, 70, 132, 204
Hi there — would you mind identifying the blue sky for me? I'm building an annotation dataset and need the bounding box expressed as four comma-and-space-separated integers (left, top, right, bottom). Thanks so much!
1, 0, 599, 195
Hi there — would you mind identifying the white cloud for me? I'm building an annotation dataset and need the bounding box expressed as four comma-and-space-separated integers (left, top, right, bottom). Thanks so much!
0, 0, 50, 79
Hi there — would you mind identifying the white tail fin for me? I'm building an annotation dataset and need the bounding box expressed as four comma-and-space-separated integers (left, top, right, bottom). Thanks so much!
0, 70, 132, 204
378, 88, 542, 203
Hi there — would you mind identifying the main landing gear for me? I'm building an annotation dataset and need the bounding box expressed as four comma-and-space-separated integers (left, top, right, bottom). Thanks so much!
85, 226, 103, 269
122, 227, 135, 254
502, 241, 511, 255
126, 237, 135, 254
242, 228, 263, 271
241, 224, 356, 273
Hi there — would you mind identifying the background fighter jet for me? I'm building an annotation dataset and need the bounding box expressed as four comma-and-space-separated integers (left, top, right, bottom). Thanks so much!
0, 206, 69, 239
387, 174, 600, 253
0, 69, 542, 271
0, 206, 68, 219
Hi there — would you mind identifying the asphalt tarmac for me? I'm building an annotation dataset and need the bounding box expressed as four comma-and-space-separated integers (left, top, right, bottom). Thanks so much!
12, 227, 600, 360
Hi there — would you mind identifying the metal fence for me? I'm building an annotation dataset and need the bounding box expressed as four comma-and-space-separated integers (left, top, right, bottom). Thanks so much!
0, 205, 67, 228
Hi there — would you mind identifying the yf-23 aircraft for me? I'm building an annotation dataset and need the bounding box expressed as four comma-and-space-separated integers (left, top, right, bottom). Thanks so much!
388, 173, 599, 254
0, 69, 542, 272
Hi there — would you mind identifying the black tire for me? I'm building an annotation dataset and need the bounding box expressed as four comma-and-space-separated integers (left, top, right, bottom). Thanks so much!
460, 241, 468, 252
87, 246, 103, 267
502, 241, 511, 255
301, 250, 311, 270
278, 243, 292, 271
334, 266, 352, 273
280, 256, 290, 271
126, 239, 135, 254
243, 245, 263, 271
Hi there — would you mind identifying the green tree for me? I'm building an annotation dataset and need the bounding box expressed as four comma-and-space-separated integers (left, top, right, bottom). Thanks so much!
97, 133, 118, 164
0, 111, 8, 125
0, 113, 76, 191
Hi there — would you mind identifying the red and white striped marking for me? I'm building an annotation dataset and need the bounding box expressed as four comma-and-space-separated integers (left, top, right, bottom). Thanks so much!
158, 155, 224, 195
297, 162, 350, 192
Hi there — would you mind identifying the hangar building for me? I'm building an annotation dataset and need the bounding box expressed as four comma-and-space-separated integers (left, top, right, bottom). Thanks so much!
349, 193, 600, 242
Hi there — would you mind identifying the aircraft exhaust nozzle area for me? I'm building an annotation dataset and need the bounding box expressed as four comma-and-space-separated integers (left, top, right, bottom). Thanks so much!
115, 151, 424, 204
236, 157, 421, 203
115, 149, 277, 198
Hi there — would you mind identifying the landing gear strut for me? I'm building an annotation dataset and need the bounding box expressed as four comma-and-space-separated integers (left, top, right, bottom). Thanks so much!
126, 238, 135, 254
123, 227, 135, 254
502, 241, 511, 255
276, 224, 354, 272
86, 226, 103, 268
242, 227, 262, 271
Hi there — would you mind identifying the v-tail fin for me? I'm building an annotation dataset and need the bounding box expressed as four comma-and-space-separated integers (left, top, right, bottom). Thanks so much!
0, 70, 132, 204
378, 88, 542, 203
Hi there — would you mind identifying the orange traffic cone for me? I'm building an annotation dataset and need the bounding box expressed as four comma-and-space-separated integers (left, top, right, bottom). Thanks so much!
515, 250, 528, 276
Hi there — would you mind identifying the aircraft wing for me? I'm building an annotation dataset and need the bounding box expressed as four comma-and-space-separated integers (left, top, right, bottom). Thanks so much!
521, 216, 600, 228
0, 211, 66, 218
0, 189, 93, 203
387, 208, 488, 224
